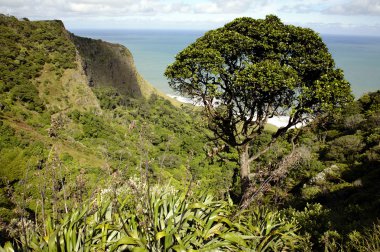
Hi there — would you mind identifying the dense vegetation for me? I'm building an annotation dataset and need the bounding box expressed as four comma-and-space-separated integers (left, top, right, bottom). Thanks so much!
1, 178, 306, 251
288, 90, 380, 250
0, 14, 235, 247
0, 14, 379, 251
165, 15, 352, 195
0, 15, 76, 110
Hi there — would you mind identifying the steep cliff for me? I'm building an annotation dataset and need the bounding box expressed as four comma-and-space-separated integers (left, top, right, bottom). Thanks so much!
70, 34, 176, 103
72, 35, 146, 98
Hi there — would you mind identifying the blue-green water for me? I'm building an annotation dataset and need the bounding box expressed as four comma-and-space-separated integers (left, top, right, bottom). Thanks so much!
71, 29, 380, 98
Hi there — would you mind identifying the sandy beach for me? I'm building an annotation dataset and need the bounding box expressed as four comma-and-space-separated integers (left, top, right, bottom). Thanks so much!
167, 94, 304, 128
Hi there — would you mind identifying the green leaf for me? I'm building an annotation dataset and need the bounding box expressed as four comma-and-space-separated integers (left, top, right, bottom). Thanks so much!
221, 232, 248, 248
156, 231, 166, 240
131, 248, 149, 252
188, 202, 207, 209
0, 242, 14, 252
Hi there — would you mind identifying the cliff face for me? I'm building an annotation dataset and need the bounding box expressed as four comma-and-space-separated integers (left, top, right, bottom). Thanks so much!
71, 35, 144, 98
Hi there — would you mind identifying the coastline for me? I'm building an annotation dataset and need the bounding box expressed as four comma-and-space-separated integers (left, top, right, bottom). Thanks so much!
167, 94, 202, 105
167, 94, 300, 128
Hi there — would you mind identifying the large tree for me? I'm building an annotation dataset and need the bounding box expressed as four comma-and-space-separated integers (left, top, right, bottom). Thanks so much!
165, 15, 352, 193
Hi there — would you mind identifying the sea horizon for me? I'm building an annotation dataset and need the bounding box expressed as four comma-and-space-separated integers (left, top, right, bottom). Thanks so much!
71, 29, 380, 99
71, 28, 380, 38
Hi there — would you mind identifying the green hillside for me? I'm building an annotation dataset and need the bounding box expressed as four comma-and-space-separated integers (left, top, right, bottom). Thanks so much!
0, 14, 235, 243
0, 14, 379, 251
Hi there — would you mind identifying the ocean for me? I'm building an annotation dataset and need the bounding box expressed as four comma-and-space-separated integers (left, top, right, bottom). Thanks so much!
71, 29, 380, 99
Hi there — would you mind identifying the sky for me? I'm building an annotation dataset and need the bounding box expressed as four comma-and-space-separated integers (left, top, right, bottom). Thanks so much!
1, 0, 380, 35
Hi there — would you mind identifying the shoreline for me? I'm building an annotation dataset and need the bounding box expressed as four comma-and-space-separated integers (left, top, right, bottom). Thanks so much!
167, 94, 203, 106
167, 94, 303, 128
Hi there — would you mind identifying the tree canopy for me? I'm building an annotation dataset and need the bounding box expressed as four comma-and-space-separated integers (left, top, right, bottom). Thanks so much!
165, 15, 352, 193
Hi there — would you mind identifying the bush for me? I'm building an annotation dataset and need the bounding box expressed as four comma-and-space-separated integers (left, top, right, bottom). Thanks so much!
302, 186, 322, 200
2, 179, 303, 251
286, 203, 331, 250
347, 222, 380, 252
93, 87, 124, 110
326, 135, 364, 162
11, 84, 44, 112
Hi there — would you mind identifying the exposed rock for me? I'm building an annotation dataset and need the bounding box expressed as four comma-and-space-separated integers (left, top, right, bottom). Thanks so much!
71, 35, 143, 98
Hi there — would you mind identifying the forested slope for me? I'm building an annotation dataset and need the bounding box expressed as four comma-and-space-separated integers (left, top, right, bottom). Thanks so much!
0, 14, 379, 251
0, 15, 235, 244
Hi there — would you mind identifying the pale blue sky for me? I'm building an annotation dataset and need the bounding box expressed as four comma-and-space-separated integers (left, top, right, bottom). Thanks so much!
1, 0, 380, 35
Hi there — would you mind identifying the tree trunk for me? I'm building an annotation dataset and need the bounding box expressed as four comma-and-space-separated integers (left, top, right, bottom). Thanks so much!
239, 144, 250, 194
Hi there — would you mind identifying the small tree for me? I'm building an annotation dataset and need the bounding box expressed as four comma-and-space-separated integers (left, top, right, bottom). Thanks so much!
165, 15, 352, 193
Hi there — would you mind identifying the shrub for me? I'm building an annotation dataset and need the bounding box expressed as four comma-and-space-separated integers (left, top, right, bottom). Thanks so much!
11, 84, 45, 112
347, 222, 380, 252
2, 179, 303, 251
302, 186, 322, 200
286, 203, 331, 250
326, 135, 364, 162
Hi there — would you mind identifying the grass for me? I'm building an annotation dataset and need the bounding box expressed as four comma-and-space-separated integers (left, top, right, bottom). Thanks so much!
36, 63, 100, 113
264, 123, 278, 133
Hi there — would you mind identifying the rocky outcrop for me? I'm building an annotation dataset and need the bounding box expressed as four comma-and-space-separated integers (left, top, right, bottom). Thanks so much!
71, 35, 144, 98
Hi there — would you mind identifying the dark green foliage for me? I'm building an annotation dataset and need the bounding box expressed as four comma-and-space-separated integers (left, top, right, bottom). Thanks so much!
11, 84, 44, 112
327, 134, 364, 162
286, 203, 331, 249
62, 92, 235, 197
93, 87, 125, 109
0, 141, 48, 181
0, 122, 19, 149
0, 15, 76, 113
359, 91, 380, 115
347, 222, 380, 252
281, 91, 380, 250
165, 15, 352, 194
0, 14, 237, 247
60, 152, 73, 164
74, 111, 110, 138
